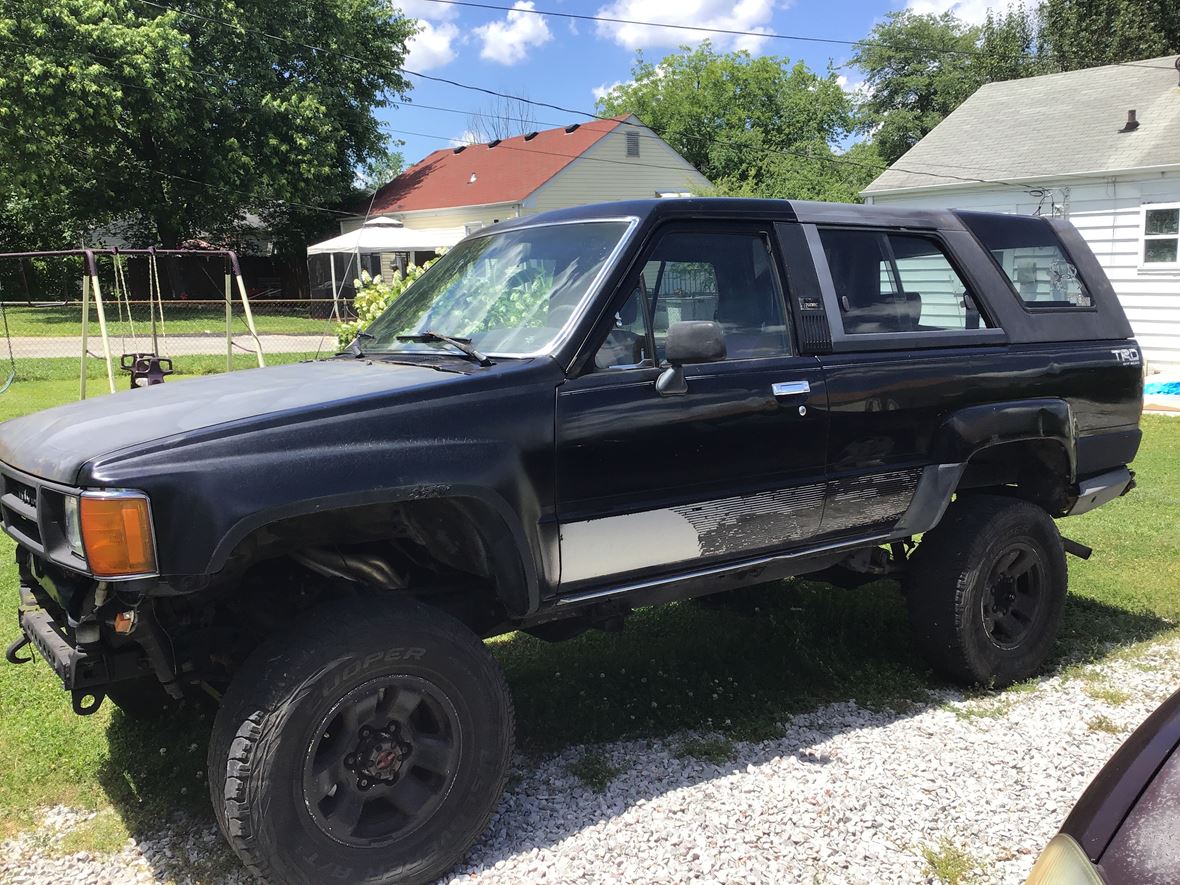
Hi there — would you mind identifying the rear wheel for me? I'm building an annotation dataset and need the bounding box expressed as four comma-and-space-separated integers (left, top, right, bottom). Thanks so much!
208, 596, 514, 885
906, 495, 1067, 687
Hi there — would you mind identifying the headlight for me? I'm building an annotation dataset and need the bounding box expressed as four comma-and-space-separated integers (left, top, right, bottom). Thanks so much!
63, 495, 84, 558
1025, 834, 1104, 885
78, 491, 157, 578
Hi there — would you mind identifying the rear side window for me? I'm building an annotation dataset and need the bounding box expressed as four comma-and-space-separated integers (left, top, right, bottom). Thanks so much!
817, 228, 988, 334
960, 213, 1093, 309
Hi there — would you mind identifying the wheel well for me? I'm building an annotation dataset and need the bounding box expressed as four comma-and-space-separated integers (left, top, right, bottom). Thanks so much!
956, 438, 1072, 515
213, 497, 530, 629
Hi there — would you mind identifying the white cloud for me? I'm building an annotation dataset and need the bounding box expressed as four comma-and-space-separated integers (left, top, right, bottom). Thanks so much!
903, 0, 1029, 26
593, 0, 776, 52
592, 80, 626, 101
836, 74, 870, 99
474, 1, 553, 66
449, 129, 480, 147
393, 0, 459, 21
406, 20, 460, 70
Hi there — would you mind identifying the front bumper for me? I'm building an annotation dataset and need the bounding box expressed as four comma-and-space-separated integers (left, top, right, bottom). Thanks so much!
13, 578, 158, 713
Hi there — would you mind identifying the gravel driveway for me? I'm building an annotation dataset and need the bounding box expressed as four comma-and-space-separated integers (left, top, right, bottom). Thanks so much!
4, 637, 1177, 885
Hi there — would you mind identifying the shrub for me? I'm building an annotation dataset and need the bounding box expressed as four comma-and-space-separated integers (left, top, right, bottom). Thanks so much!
335, 256, 438, 348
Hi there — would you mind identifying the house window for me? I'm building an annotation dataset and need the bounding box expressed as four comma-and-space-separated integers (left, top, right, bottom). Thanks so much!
625, 130, 640, 158
1143, 204, 1180, 266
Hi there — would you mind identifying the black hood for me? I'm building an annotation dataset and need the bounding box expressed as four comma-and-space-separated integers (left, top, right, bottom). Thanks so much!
0, 359, 469, 485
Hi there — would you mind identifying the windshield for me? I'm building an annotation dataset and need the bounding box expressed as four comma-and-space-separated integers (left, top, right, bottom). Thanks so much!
360, 220, 631, 357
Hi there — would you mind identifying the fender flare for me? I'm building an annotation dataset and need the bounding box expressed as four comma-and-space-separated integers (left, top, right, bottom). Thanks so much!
894, 398, 1076, 536
205, 483, 540, 616
931, 398, 1076, 480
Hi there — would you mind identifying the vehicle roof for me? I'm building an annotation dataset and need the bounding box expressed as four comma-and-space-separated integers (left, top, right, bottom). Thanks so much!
485, 197, 969, 233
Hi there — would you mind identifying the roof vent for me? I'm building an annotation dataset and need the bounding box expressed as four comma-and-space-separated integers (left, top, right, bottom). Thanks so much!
564, 123, 580, 133
523, 131, 538, 141
469, 173, 477, 184
488, 138, 502, 148
1119, 109, 1140, 133
453, 145, 467, 154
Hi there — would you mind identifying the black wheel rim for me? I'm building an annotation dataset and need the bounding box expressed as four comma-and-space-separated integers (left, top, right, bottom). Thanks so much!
302, 675, 461, 848
980, 541, 1046, 650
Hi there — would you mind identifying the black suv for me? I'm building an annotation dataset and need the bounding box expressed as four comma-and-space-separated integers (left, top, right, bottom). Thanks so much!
2, 199, 1142, 884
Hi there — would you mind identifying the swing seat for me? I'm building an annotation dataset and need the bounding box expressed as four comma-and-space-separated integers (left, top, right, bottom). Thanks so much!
120, 353, 174, 389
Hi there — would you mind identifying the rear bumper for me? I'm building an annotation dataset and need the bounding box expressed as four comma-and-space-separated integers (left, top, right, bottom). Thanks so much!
1067, 467, 1134, 517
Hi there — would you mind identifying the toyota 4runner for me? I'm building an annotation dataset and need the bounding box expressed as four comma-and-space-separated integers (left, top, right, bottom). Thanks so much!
2, 199, 1142, 884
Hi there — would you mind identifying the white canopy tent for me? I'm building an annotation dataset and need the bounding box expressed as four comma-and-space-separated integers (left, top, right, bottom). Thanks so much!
306, 216, 467, 315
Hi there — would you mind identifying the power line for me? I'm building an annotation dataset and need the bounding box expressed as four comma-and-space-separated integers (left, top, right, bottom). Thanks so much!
0, 37, 1043, 181
128, 0, 1041, 188
418, 0, 1176, 71
0, 121, 357, 219
393, 101, 1053, 178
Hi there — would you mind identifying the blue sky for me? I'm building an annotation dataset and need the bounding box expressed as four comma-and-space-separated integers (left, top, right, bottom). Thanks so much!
382, 0, 996, 165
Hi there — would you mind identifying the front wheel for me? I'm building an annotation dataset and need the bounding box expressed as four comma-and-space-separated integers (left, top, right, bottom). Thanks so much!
207, 596, 514, 885
906, 495, 1067, 687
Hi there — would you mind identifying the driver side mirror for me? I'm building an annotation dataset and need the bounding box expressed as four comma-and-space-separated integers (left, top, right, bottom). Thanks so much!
656, 320, 726, 396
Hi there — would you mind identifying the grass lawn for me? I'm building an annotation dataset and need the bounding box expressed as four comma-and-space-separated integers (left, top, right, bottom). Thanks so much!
0, 380, 1175, 848
3, 303, 337, 338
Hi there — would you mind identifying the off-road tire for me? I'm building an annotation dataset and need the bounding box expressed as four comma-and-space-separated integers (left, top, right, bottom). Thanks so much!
906, 495, 1067, 687
207, 596, 514, 885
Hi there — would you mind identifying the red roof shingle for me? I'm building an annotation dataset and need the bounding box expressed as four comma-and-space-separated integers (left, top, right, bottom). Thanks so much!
368, 116, 631, 215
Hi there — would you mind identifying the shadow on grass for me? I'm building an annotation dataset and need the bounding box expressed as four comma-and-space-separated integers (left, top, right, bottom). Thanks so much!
93, 578, 1174, 881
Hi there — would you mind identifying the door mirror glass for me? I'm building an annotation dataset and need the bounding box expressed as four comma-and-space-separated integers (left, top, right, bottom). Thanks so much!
665, 320, 726, 365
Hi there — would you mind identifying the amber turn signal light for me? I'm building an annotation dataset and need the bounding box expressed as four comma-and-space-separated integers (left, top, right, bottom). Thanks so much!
79, 493, 156, 578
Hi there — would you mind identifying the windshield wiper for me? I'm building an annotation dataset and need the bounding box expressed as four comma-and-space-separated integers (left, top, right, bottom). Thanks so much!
396, 331, 494, 366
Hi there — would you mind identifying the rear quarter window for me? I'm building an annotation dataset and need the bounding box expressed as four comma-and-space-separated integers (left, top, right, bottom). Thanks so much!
959, 212, 1093, 309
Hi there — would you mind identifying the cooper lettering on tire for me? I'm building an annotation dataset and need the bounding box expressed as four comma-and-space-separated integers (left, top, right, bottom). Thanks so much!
207, 597, 514, 885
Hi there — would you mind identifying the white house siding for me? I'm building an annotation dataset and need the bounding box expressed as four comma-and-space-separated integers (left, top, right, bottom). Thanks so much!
524, 122, 712, 214
866, 171, 1180, 372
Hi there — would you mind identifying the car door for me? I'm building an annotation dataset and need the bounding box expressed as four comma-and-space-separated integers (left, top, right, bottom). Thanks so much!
554, 221, 829, 590
805, 224, 1010, 536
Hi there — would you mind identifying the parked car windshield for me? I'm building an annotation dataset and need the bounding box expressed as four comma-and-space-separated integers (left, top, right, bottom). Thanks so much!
360, 220, 630, 357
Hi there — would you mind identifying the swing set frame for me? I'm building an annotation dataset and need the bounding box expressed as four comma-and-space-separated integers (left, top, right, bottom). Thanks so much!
0, 247, 264, 399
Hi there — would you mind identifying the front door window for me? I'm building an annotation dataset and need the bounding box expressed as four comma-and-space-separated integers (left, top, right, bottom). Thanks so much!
594, 229, 790, 369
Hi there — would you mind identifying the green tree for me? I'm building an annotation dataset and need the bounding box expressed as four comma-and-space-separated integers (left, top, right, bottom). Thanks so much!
0, 0, 414, 252
850, 11, 986, 166
356, 143, 406, 195
596, 43, 862, 201
852, 2, 1177, 167
1040, 0, 1179, 70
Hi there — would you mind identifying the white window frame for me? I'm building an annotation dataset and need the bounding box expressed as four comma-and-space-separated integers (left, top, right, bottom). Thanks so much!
1140, 202, 1180, 271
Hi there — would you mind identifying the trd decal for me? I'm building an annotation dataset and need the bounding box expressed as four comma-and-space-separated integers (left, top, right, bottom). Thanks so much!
1110, 347, 1140, 367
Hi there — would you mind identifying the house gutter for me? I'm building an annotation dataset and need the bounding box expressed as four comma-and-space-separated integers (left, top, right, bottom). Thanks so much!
862, 162, 1180, 199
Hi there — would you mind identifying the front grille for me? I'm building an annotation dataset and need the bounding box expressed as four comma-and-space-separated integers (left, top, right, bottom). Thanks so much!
0, 468, 44, 550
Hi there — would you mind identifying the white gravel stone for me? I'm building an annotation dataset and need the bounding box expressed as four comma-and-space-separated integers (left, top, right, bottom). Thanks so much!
4, 638, 1179, 884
